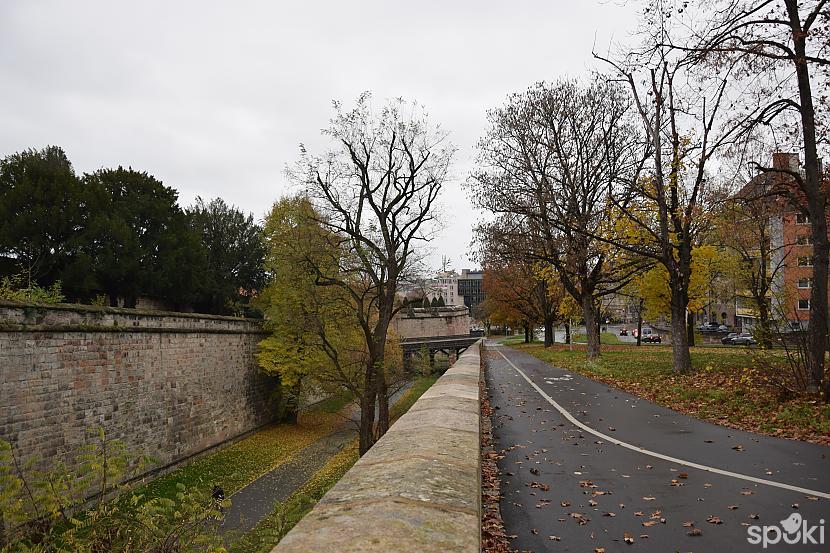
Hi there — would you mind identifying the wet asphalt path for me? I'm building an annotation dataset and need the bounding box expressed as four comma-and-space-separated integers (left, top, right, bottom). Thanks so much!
485, 341, 829, 552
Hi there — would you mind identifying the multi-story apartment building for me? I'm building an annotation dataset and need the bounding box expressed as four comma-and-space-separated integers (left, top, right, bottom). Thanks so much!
732, 152, 828, 329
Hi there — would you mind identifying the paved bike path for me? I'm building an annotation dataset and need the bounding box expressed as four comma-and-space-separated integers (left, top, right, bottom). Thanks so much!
486, 341, 829, 552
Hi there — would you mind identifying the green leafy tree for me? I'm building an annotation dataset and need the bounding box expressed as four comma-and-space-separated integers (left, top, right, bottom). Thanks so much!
0, 146, 92, 294
83, 167, 205, 308
186, 197, 266, 314
256, 196, 364, 424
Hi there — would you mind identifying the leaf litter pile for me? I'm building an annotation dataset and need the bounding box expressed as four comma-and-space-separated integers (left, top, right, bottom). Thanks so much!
481, 359, 512, 553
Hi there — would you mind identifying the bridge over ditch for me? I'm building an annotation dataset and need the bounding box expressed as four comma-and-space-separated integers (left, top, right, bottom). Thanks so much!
400, 333, 481, 368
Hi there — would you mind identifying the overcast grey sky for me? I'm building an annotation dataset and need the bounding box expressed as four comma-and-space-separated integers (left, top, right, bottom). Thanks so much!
0, 1, 640, 270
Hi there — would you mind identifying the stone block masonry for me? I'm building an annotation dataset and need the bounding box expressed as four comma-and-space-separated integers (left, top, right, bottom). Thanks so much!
271, 340, 481, 553
0, 301, 278, 480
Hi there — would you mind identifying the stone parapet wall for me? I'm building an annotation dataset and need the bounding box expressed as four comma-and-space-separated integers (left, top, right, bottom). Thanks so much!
391, 305, 471, 339
0, 301, 277, 479
271, 341, 481, 553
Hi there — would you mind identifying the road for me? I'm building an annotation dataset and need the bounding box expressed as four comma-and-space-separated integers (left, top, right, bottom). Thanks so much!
485, 340, 829, 552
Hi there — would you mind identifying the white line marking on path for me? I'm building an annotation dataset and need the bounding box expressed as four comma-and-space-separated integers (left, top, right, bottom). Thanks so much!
495, 348, 830, 500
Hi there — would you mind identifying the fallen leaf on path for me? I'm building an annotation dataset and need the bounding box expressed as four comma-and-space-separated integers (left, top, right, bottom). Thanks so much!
642, 496, 656, 501
682, 521, 694, 528
688, 528, 703, 536
623, 532, 634, 544
706, 515, 723, 524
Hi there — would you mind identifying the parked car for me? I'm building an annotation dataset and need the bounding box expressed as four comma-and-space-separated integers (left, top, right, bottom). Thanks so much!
717, 324, 730, 332
698, 322, 720, 333
721, 332, 739, 345
731, 333, 757, 345
619, 327, 628, 336
642, 334, 662, 343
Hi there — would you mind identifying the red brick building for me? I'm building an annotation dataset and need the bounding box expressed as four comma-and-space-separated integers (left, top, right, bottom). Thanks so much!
736, 152, 829, 329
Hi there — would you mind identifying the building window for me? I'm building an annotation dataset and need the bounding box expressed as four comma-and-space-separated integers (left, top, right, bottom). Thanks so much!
798, 299, 810, 310
796, 235, 814, 245
797, 278, 813, 289
797, 256, 814, 267
795, 213, 810, 224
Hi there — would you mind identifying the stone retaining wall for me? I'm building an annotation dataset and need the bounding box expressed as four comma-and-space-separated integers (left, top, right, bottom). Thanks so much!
0, 301, 278, 479
271, 341, 481, 553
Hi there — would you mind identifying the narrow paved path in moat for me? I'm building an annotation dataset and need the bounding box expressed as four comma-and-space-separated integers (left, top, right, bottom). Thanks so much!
485, 340, 829, 552
220, 381, 413, 536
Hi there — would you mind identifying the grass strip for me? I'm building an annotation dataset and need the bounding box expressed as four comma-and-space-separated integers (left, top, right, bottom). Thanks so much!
515, 343, 830, 443
229, 374, 440, 553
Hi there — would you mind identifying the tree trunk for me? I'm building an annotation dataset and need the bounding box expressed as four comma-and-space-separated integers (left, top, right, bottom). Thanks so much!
686, 311, 695, 347
670, 288, 692, 372
358, 367, 377, 455
786, 0, 829, 398
565, 322, 571, 344
524, 322, 530, 343
543, 313, 554, 348
810, 221, 829, 399
376, 364, 389, 437
581, 293, 600, 358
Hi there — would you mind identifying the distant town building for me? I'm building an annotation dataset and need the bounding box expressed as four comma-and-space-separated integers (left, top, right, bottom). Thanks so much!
426, 270, 465, 306
457, 268, 485, 312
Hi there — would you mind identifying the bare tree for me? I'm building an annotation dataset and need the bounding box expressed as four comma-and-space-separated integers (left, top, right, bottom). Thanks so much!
590, 0, 781, 371
468, 79, 643, 358
670, 0, 829, 395
293, 93, 455, 454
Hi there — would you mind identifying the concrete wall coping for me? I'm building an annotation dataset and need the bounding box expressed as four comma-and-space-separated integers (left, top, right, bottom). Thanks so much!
271, 341, 481, 553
